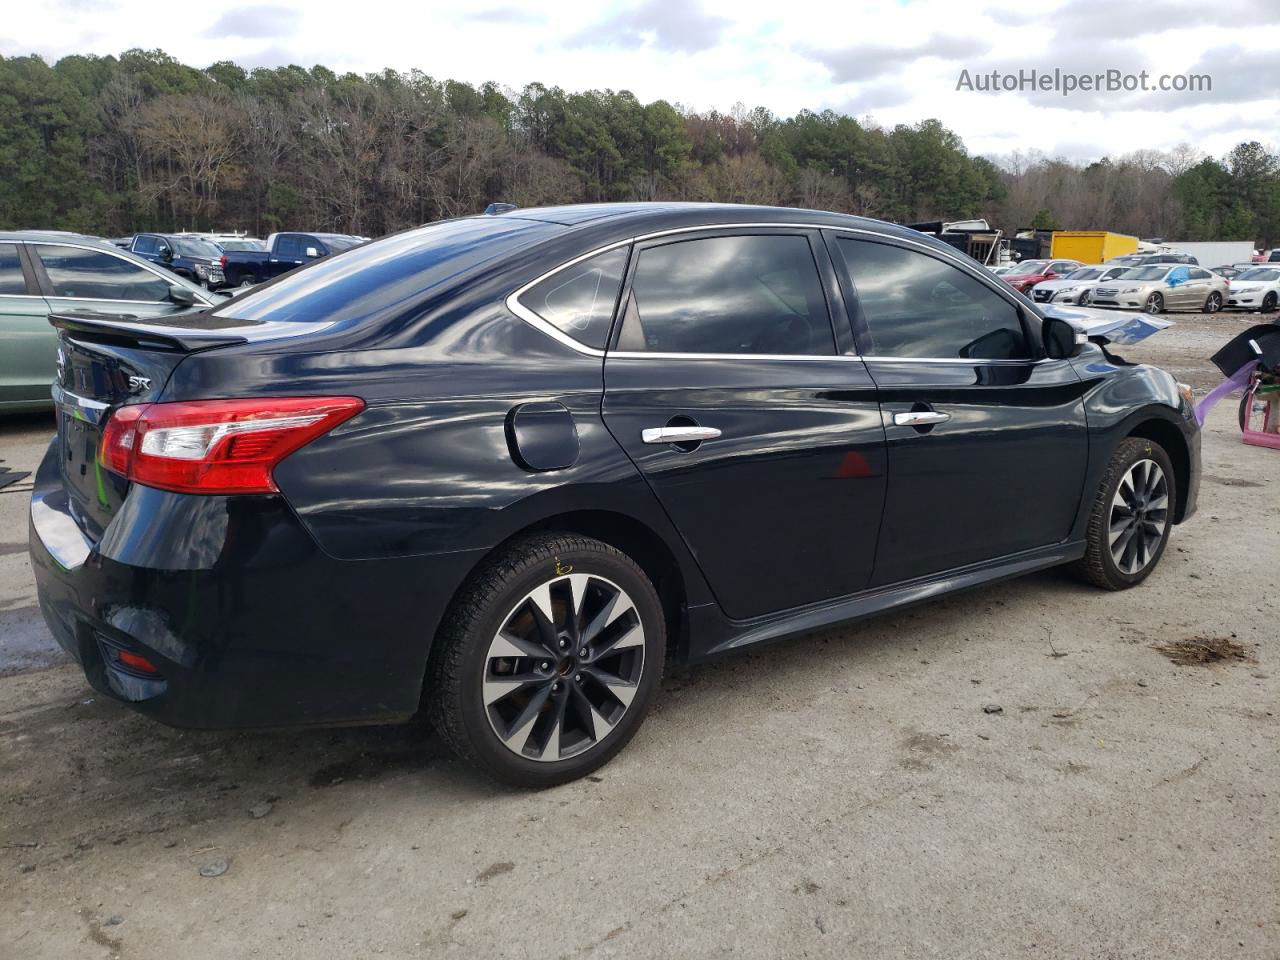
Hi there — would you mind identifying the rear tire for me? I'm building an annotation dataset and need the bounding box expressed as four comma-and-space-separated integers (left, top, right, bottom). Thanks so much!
426, 534, 665, 787
1204, 291, 1222, 313
1072, 437, 1176, 590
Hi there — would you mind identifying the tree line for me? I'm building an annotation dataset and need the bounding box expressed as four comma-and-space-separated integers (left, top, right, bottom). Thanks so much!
2, 49, 1277, 247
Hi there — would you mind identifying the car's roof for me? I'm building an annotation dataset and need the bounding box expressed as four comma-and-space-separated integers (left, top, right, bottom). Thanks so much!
479, 201, 945, 253
0, 230, 118, 247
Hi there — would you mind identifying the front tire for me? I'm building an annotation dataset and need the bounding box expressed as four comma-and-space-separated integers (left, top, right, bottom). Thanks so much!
427, 534, 665, 787
1072, 437, 1176, 590
1144, 293, 1164, 314
1262, 292, 1277, 314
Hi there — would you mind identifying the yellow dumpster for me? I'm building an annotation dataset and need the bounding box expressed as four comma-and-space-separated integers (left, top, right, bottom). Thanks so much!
1049, 231, 1139, 264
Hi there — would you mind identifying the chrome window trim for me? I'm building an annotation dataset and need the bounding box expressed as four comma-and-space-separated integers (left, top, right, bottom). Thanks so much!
504, 221, 1041, 361
43, 295, 183, 306
26, 240, 215, 308
609, 351, 865, 362
860, 356, 1052, 366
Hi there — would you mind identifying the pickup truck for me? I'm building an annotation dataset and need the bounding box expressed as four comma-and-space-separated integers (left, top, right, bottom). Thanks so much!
219, 232, 364, 288
129, 233, 227, 289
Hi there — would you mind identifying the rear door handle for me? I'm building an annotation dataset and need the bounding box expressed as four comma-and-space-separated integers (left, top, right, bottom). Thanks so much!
642, 426, 722, 444
893, 411, 950, 427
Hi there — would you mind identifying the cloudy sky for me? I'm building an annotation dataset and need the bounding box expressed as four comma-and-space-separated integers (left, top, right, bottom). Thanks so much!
7, 0, 1278, 164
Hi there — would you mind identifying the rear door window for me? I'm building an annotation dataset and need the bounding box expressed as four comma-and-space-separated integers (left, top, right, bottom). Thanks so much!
0, 244, 27, 294
836, 237, 1031, 361
34, 245, 172, 302
518, 248, 628, 350
275, 235, 303, 258
618, 234, 834, 355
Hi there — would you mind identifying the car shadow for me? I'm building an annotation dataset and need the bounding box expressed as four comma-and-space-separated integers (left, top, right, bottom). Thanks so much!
0, 565, 1102, 849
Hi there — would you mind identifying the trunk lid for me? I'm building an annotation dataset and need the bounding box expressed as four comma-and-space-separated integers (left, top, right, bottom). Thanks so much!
49, 311, 254, 541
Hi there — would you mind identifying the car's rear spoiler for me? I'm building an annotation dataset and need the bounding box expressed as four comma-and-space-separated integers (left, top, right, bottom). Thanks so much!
49, 311, 255, 352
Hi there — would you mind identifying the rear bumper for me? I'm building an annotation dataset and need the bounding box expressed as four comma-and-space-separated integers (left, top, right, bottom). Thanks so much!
29, 441, 482, 729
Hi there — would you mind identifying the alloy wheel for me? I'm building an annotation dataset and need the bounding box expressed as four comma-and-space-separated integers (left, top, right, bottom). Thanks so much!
1108, 459, 1169, 575
483, 573, 644, 762
1205, 292, 1222, 312
1145, 293, 1163, 314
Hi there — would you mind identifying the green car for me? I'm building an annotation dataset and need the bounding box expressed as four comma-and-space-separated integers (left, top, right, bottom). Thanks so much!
0, 232, 225, 413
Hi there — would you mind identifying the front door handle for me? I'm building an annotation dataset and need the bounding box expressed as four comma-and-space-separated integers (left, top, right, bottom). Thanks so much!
642, 426, 722, 444
893, 411, 950, 428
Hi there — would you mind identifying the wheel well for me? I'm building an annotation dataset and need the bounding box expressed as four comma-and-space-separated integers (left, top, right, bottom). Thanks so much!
1127, 418, 1190, 522
459, 511, 689, 652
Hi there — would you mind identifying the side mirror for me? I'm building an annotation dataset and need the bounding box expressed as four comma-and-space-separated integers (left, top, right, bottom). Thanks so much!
305, 247, 320, 259
160, 248, 173, 262
1042, 317, 1084, 359
168, 285, 197, 306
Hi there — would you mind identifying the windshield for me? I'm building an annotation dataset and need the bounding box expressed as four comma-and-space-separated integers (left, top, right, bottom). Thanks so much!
1007, 260, 1048, 276
213, 217, 558, 326
1120, 266, 1171, 281
218, 239, 265, 251
1065, 268, 1101, 280
1236, 268, 1280, 282
173, 238, 223, 258
322, 236, 362, 252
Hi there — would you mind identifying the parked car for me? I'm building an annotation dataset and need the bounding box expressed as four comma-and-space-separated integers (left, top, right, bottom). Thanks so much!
0, 232, 222, 413
1092, 264, 1228, 313
1106, 252, 1199, 267
129, 233, 227, 289
1029, 265, 1130, 305
1209, 264, 1256, 281
1225, 265, 1280, 313
29, 203, 1201, 786
1000, 258, 1083, 294
219, 232, 363, 288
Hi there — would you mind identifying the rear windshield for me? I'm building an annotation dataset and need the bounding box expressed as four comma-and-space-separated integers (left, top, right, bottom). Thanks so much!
213, 218, 557, 325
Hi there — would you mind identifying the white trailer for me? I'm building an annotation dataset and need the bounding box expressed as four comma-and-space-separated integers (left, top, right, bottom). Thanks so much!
1166, 241, 1257, 267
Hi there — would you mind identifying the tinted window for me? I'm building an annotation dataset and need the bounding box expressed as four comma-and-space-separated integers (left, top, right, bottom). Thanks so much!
837, 238, 1031, 361
621, 234, 833, 355
34, 245, 171, 302
519, 248, 627, 350
1189, 268, 1210, 279
275, 235, 303, 258
173, 238, 221, 258
216, 217, 557, 326
324, 236, 361, 252
0, 244, 26, 294
133, 235, 158, 255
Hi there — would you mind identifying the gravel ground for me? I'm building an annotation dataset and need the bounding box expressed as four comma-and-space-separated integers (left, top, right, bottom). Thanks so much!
1, 313, 1277, 959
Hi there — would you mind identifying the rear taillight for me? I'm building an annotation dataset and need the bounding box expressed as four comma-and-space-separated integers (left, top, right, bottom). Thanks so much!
220, 255, 227, 269
99, 397, 364, 495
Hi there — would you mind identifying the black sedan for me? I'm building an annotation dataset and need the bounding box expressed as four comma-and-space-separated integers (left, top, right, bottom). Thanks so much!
30, 203, 1200, 786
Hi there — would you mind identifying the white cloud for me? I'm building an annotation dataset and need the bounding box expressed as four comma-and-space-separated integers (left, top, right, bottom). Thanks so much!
3, 0, 1276, 160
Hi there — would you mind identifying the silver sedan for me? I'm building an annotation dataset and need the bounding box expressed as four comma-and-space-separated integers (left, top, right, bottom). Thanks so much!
1090, 264, 1229, 314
